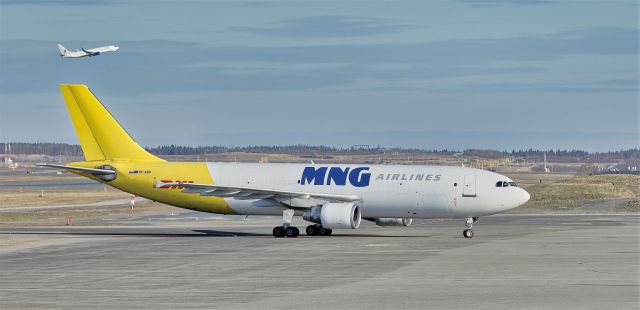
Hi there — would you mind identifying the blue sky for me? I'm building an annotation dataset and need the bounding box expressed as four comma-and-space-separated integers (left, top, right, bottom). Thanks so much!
0, 0, 637, 151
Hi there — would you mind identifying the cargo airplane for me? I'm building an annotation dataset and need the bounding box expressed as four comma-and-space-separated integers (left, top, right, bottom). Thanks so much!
39, 85, 530, 238
57, 44, 119, 58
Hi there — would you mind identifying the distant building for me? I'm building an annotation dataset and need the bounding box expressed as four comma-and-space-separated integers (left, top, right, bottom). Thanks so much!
2, 143, 17, 169
543, 152, 550, 173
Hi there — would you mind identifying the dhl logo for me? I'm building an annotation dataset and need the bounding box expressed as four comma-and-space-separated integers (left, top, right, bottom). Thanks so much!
158, 180, 194, 189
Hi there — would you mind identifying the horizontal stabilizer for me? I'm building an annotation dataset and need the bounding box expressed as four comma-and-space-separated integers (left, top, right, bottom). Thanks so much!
35, 163, 115, 175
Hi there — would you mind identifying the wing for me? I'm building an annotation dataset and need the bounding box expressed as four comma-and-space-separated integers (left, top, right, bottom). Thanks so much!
155, 181, 362, 208
81, 48, 101, 56
88, 46, 116, 53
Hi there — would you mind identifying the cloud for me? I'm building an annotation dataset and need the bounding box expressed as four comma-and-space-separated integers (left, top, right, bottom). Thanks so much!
0, 27, 636, 94
432, 80, 639, 94
0, 0, 108, 5
455, 0, 556, 8
0, 41, 536, 94
212, 27, 638, 65
230, 15, 412, 38
235, 1, 280, 8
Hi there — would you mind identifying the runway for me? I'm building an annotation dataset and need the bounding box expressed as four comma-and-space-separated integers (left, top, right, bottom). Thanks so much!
1, 214, 638, 309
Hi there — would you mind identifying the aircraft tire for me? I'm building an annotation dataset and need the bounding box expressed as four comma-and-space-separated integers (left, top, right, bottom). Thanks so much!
273, 226, 285, 238
306, 225, 319, 236
463, 229, 474, 238
319, 227, 332, 236
285, 226, 299, 238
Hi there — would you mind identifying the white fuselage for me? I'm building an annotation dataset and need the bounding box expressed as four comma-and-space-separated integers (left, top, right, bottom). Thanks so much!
205, 163, 530, 218
61, 45, 119, 58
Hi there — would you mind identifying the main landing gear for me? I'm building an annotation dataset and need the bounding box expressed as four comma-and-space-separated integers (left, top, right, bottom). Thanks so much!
271, 209, 334, 238
463, 217, 479, 238
272, 224, 332, 237
272, 209, 299, 238
305, 224, 332, 236
272, 225, 299, 238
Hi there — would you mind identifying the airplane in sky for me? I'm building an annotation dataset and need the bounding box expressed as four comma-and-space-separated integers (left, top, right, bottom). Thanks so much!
39, 84, 530, 238
57, 44, 119, 58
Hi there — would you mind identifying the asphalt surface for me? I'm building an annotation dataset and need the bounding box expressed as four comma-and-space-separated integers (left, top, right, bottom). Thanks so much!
0, 214, 638, 309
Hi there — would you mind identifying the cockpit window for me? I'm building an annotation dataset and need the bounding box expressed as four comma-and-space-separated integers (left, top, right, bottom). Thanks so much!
496, 181, 518, 187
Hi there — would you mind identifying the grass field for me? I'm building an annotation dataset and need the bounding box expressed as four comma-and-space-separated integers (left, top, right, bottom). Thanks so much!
501, 172, 576, 188
514, 174, 640, 213
0, 170, 180, 225
0, 188, 127, 209
0, 200, 179, 226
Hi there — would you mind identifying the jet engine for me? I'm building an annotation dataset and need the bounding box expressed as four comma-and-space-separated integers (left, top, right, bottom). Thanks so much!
302, 203, 361, 229
372, 217, 413, 227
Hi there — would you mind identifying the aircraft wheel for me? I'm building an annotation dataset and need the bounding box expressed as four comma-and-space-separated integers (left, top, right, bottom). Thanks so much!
319, 227, 333, 236
306, 225, 318, 236
285, 226, 299, 238
463, 229, 474, 239
273, 226, 285, 238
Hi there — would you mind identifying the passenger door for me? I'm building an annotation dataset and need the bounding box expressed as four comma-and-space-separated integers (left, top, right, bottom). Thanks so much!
462, 175, 477, 197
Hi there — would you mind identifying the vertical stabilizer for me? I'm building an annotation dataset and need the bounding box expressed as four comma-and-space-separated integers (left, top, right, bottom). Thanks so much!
57, 44, 68, 56
60, 84, 165, 162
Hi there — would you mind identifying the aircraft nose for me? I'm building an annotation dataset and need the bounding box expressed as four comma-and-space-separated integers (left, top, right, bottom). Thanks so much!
519, 188, 531, 206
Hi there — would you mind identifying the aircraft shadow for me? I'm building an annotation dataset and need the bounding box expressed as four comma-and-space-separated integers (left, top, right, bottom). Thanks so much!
0, 229, 430, 238
329, 234, 429, 238
0, 229, 268, 238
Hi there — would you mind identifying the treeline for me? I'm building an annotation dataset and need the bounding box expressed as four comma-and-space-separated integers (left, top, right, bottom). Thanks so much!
145, 144, 453, 156
467, 149, 639, 163
1, 142, 83, 157
510, 149, 639, 163
3, 142, 638, 163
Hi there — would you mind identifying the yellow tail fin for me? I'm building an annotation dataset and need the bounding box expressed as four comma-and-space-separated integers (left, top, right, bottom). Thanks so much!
61, 84, 165, 162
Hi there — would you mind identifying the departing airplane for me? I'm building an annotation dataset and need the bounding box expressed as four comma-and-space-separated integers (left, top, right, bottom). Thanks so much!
57, 44, 119, 58
39, 84, 530, 238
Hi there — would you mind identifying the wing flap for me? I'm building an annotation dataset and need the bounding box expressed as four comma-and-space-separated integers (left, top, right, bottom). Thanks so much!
155, 181, 361, 206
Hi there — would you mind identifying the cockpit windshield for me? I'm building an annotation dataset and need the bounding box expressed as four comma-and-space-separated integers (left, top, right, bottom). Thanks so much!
496, 181, 518, 187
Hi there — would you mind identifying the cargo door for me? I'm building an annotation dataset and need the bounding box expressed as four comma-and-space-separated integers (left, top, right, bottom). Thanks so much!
462, 175, 477, 197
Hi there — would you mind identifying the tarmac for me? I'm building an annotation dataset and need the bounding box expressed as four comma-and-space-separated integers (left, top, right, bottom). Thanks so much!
0, 214, 638, 309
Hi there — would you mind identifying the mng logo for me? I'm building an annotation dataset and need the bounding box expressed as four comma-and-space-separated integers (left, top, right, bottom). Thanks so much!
299, 166, 371, 187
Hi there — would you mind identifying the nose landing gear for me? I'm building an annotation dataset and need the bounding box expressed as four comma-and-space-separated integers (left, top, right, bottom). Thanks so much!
463, 228, 474, 238
463, 217, 479, 238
